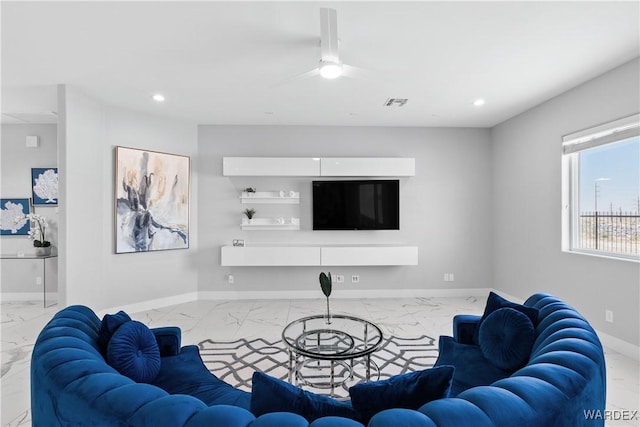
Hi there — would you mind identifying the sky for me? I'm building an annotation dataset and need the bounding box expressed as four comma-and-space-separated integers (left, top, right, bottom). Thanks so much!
579, 136, 640, 213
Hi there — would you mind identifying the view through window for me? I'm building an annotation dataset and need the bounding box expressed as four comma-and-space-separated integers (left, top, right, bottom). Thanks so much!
577, 136, 639, 257
563, 114, 639, 260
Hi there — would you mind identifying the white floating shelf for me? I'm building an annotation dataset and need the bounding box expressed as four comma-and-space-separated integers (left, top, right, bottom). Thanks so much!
240, 191, 300, 204
241, 218, 300, 231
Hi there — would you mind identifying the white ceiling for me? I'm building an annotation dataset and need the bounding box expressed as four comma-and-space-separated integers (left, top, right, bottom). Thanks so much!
2, 1, 639, 127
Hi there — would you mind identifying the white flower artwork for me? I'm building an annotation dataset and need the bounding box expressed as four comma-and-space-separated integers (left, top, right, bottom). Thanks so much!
0, 199, 30, 235
31, 168, 58, 205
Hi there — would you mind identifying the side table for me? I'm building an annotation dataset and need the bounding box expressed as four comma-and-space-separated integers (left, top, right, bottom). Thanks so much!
0, 254, 58, 308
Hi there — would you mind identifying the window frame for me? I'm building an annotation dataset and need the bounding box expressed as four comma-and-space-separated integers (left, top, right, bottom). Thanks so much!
561, 113, 640, 262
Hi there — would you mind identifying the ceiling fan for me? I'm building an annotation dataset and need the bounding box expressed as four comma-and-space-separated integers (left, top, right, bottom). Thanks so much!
318, 8, 342, 79
281, 8, 364, 83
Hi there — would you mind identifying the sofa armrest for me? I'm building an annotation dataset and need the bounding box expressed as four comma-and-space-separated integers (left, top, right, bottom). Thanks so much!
152, 326, 182, 357
453, 315, 481, 344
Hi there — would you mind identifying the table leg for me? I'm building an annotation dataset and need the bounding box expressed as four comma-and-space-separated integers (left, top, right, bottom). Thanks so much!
288, 349, 294, 383
330, 360, 335, 396
350, 358, 354, 380
43, 257, 46, 308
316, 334, 321, 369
365, 354, 371, 381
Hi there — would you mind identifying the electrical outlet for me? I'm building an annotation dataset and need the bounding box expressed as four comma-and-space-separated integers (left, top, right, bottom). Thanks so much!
35, 276, 42, 285
227, 274, 234, 285
450, 273, 455, 282
444, 273, 449, 281
335, 275, 344, 283
351, 275, 360, 283
605, 309, 614, 323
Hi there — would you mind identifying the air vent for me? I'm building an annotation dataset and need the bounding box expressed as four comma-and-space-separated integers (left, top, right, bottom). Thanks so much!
384, 98, 408, 107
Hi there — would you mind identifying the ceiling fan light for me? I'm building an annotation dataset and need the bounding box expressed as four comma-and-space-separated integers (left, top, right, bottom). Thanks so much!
319, 61, 342, 79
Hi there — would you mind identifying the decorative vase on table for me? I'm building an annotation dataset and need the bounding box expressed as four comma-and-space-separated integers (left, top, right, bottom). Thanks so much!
35, 246, 51, 256
319, 272, 333, 325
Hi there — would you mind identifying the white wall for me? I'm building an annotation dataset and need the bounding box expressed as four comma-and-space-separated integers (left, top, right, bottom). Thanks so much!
1, 124, 58, 295
198, 125, 492, 296
58, 85, 198, 311
491, 58, 640, 346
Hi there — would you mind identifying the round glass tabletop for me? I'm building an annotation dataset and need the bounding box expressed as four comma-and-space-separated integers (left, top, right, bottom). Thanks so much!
282, 314, 383, 360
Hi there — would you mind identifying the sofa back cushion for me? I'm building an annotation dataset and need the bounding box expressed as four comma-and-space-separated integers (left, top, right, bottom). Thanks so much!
97, 310, 131, 355
107, 320, 161, 383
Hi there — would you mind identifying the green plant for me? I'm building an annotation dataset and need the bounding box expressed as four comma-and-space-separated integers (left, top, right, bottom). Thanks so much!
243, 208, 256, 219
243, 187, 256, 193
319, 272, 332, 323
319, 272, 332, 298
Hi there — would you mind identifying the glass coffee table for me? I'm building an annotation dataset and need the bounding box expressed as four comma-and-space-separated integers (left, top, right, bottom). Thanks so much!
282, 314, 383, 395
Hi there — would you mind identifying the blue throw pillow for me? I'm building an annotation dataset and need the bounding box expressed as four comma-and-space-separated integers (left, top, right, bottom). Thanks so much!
478, 307, 535, 371
106, 320, 161, 383
97, 310, 131, 355
474, 292, 539, 344
348, 365, 455, 424
250, 371, 357, 422
435, 336, 512, 396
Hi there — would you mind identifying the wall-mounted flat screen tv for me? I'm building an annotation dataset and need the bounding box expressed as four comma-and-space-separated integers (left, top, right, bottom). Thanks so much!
312, 179, 400, 230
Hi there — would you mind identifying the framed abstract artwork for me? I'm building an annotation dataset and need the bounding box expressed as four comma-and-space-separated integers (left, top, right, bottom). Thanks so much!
115, 146, 190, 253
0, 198, 31, 235
31, 167, 59, 205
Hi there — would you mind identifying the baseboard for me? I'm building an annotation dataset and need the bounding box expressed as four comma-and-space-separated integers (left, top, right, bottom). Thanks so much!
96, 292, 199, 318
198, 287, 492, 301
0, 292, 57, 302
596, 329, 640, 361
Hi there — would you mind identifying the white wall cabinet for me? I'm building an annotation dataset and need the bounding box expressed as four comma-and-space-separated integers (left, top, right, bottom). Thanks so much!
223, 157, 320, 176
223, 157, 415, 177
320, 246, 418, 266
221, 245, 418, 266
320, 158, 415, 177
221, 246, 320, 266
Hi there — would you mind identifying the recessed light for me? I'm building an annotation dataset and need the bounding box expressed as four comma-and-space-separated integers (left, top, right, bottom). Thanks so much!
473, 98, 486, 107
152, 94, 165, 103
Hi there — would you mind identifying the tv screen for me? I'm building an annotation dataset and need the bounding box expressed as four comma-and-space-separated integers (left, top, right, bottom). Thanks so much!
312, 180, 400, 230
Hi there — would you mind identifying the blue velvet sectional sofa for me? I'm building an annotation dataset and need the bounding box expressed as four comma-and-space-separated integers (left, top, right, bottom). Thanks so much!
31, 293, 605, 426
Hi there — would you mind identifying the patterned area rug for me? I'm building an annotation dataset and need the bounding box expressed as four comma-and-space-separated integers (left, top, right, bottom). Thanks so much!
198, 334, 437, 398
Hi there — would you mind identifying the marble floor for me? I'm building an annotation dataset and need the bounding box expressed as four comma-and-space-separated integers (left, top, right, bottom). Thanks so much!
2, 296, 639, 426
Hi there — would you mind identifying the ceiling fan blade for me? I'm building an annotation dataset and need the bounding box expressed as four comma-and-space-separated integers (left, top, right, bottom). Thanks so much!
320, 8, 339, 63
270, 68, 320, 88
342, 64, 375, 80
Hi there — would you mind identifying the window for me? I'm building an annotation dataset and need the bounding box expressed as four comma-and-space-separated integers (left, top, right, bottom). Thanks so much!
562, 114, 640, 261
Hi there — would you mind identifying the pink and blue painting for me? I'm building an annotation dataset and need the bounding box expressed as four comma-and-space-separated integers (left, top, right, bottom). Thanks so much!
31, 167, 58, 205
115, 146, 190, 253
0, 198, 31, 235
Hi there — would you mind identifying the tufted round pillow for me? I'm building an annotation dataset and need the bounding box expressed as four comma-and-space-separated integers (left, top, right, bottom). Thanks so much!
478, 307, 535, 371
106, 320, 161, 383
